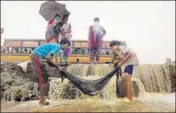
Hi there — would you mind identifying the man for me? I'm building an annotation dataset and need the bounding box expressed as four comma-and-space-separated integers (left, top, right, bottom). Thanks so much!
30, 39, 70, 106
88, 17, 106, 64
109, 40, 139, 100
109, 41, 127, 67
109, 49, 123, 98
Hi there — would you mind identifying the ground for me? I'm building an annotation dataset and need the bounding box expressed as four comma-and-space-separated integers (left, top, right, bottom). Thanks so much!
1, 93, 175, 112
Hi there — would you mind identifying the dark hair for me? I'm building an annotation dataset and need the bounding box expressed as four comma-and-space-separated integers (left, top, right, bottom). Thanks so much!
54, 14, 61, 20
94, 17, 99, 22
109, 40, 121, 47
60, 39, 71, 46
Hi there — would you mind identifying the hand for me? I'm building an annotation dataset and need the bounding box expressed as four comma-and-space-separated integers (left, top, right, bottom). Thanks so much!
117, 63, 122, 68
62, 66, 67, 71
65, 62, 68, 66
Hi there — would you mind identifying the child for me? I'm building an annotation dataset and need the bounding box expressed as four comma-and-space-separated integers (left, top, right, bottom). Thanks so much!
109, 40, 139, 100
60, 23, 72, 64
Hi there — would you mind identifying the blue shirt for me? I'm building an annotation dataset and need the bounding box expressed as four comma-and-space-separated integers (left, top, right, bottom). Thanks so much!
32, 43, 61, 59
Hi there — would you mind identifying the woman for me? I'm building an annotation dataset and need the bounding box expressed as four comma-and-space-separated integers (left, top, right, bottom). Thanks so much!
45, 14, 63, 43
45, 15, 65, 62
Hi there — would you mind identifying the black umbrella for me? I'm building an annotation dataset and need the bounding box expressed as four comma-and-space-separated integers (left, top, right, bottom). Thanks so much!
39, 1, 70, 21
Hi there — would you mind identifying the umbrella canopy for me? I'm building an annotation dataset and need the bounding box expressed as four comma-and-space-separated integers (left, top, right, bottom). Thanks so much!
39, 1, 70, 21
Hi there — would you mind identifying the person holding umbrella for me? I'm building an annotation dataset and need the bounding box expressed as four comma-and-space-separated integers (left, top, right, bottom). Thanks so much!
39, 1, 71, 63
39, 0, 70, 43
45, 14, 64, 63
45, 14, 63, 43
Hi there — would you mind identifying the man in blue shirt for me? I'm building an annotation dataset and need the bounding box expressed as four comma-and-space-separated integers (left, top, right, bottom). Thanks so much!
30, 39, 70, 106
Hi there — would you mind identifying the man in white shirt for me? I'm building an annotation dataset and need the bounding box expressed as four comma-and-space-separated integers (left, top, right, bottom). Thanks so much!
109, 40, 139, 100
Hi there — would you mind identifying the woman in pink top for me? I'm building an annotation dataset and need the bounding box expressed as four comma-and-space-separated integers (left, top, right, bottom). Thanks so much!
45, 15, 63, 43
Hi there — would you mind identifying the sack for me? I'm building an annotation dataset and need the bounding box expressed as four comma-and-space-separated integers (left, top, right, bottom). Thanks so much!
60, 67, 119, 96
17, 61, 29, 73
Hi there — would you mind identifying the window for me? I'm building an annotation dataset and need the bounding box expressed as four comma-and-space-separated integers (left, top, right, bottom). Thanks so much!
8, 47, 13, 53
107, 49, 112, 55
21, 48, 28, 54
81, 48, 89, 54
12, 48, 18, 53
28, 48, 33, 54
100, 49, 106, 55
72, 48, 81, 54
31, 48, 35, 51
39, 41, 46, 45
21, 48, 32, 54
5, 47, 22, 54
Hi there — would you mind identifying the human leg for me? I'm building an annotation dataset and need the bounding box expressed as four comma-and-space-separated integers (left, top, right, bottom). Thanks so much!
122, 65, 134, 100
31, 54, 49, 106
89, 48, 95, 64
95, 49, 100, 64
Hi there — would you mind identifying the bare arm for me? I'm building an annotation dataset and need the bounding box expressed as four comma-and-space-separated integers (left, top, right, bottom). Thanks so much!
110, 53, 116, 64
117, 52, 132, 67
64, 58, 68, 66
45, 53, 59, 69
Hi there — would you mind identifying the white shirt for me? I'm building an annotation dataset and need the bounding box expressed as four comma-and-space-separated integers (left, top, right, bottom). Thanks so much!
92, 24, 105, 37
117, 46, 139, 65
